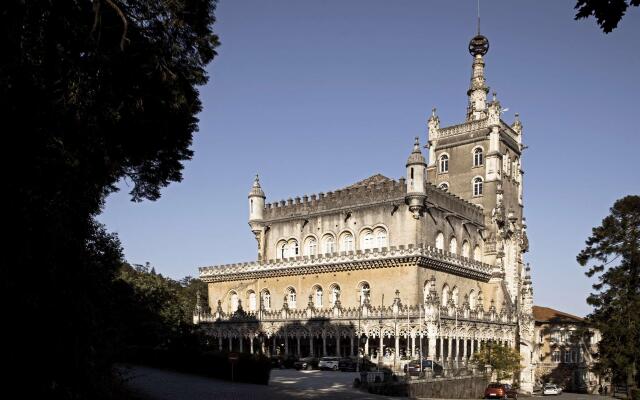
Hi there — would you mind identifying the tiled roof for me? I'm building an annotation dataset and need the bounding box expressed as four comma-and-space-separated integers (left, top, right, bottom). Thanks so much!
342, 174, 393, 190
533, 305, 584, 323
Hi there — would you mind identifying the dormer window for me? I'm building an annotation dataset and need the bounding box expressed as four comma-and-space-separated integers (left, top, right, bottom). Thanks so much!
439, 154, 449, 173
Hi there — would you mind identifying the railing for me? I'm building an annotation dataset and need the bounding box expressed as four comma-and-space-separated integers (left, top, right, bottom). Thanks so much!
199, 244, 493, 281
194, 301, 516, 326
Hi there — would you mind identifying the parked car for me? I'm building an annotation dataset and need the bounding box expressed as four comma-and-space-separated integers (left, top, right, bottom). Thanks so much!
294, 356, 318, 370
318, 357, 340, 370
484, 382, 518, 399
542, 383, 562, 396
403, 359, 444, 377
338, 357, 357, 371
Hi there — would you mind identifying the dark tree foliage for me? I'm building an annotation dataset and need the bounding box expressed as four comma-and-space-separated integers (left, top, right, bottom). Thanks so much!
115, 263, 209, 349
577, 195, 640, 394
575, 0, 640, 33
2, 0, 218, 398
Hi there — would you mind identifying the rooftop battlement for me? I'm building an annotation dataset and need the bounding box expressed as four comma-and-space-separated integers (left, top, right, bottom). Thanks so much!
261, 174, 483, 224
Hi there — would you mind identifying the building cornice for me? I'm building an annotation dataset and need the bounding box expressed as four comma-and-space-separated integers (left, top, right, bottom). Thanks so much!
199, 245, 493, 283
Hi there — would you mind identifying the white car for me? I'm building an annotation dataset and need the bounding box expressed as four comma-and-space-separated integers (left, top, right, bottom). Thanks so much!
543, 384, 562, 395
318, 357, 340, 371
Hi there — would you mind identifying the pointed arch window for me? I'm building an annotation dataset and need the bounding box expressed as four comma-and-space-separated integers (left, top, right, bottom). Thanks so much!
287, 287, 297, 309
261, 289, 271, 310
435, 232, 444, 250
474, 245, 482, 261
359, 282, 370, 305
449, 237, 458, 254
452, 287, 459, 306
441, 285, 450, 307
439, 154, 449, 173
473, 147, 484, 166
469, 290, 477, 309
330, 284, 341, 307
473, 177, 483, 196
462, 240, 470, 258
313, 285, 323, 308
248, 291, 257, 311
230, 291, 239, 313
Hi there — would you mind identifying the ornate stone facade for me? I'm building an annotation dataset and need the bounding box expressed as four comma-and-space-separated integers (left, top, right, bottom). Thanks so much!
196, 32, 535, 393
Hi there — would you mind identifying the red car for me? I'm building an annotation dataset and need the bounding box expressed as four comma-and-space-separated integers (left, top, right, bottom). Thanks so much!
484, 383, 518, 399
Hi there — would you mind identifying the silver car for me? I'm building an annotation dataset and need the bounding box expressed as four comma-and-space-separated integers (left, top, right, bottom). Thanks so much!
318, 357, 340, 371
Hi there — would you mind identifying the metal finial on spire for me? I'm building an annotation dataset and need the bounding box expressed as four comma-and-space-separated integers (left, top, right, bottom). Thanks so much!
469, 0, 489, 57
477, 0, 481, 35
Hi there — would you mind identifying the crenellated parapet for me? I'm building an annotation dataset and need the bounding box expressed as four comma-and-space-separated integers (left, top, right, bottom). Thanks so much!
262, 176, 405, 220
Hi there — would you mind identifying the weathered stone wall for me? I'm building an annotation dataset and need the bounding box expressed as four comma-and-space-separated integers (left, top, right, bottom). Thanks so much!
407, 375, 489, 399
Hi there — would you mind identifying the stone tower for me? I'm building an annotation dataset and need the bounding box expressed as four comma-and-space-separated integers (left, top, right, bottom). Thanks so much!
248, 174, 266, 261
425, 30, 533, 392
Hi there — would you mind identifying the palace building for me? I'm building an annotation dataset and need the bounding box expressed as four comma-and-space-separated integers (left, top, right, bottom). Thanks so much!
195, 31, 536, 392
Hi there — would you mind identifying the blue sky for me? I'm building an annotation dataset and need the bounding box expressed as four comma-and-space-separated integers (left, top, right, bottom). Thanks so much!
98, 1, 639, 317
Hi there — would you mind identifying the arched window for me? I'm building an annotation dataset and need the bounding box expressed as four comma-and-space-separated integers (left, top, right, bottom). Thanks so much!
359, 282, 370, 305
313, 285, 323, 308
473, 177, 483, 196
439, 182, 449, 192
375, 227, 388, 248
439, 154, 449, 173
469, 290, 477, 309
276, 240, 287, 260
449, 237, 458, 254
303, 237, 317, 256
462, 240, 470, 258
360, 229, 374, 250
322, 234, 335, 254
474, 245, 482, 261
473, 147, 483, 166
289, 239, 299, 257
261, 289, 271, 310
340, 232, 354, 252
230, 291, 239, 313
441, 285, 450, 307
248, 291, 257, 311
423, 281, 430, 302
435, 232, 444, 250
330, 284, 341, 307
452, 287, 459, 306
287, 287, 297, 309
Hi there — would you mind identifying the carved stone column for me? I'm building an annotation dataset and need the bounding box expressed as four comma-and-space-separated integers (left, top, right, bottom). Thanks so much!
350, 336, 354, 356
336, 336, 341, 357
296, 335, 301, 356
322, 333, 327, 356
309, 335, 314, 357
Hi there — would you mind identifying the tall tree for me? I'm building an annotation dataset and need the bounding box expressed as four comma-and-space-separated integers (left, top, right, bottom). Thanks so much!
577, 195, 640, 395
2, 0, 218, 398
574, 0, 640, 33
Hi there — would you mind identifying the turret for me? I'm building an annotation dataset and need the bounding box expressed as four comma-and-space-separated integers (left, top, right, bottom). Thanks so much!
426, 108, 440, 166
405, 137, 427, 219
248, 174, 265, 223
248, 174, 266, 260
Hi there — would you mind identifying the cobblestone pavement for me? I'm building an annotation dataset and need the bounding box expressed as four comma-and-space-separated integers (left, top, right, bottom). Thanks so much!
121, 365, 400, 399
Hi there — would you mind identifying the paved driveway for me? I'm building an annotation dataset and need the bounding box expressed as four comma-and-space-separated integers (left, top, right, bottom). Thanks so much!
122, 365, 400, 400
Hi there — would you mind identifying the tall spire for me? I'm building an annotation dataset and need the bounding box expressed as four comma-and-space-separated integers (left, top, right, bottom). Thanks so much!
466, 4, 490, 122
